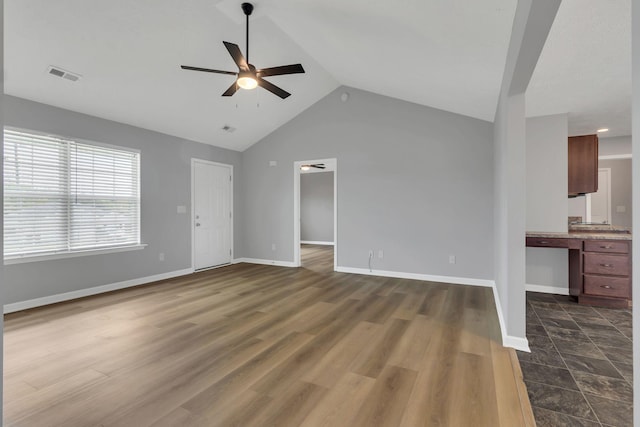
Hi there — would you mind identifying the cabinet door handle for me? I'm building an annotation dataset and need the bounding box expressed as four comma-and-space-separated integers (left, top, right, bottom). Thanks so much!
600, 285, 612, 289
600, 263, 614, 268
538, 241, 549, 244
600, 245, 613, 249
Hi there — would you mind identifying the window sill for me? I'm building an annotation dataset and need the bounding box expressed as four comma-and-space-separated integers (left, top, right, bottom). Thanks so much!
4, 244, 147, 265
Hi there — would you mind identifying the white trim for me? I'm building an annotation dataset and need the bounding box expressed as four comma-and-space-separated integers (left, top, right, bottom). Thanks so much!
191, 159, 234, 271
334, 266, 495, 287
503, 336, 530, 352
585, 193, 592, 222
233, 258, 297, 268
294, 158, 338, 270
301, 241, 335, 246
526, 284, 570, 295
4, 244, 147, 265
491, 285, 531, 352
599, 154, 632, 160
3, 268, 194, 314
194, 263, 231, 272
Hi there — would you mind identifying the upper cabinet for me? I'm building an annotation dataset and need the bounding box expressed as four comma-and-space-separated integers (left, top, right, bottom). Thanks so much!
568, 134, 598, 197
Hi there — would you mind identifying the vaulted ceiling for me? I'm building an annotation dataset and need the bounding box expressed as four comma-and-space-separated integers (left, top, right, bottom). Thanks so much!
4, 0, 632, 150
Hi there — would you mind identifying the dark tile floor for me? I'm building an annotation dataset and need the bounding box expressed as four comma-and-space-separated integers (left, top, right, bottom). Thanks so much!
517, 292, 633, 427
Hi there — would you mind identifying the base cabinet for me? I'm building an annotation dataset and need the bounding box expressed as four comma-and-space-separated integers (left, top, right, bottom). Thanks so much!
526, 236, 631, 308
578, 240, 631, 308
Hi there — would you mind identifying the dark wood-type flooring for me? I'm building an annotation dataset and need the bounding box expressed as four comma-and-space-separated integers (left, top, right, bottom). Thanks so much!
4, 245, 534, 426
518, 291, 633, 426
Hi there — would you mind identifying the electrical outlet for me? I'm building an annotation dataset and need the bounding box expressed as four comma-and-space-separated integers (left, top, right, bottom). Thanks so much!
449, 255, 456, 264
368, 249, 374, 258
378, 250, 384, 259
159, 252, 165, 261
272, 243, 277, 251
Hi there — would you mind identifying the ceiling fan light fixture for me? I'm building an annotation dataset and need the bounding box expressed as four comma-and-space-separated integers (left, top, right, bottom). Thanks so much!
301, 165, 311, 171
237, 74, 257, 90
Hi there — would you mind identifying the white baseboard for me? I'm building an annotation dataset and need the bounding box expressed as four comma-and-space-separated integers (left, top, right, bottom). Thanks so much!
503, 336, 530, 352
4, 268, 194, 314
491, 286, 530, 352
233, 258, 298, 268
301, 241, 335, 246
526, 284, 570, 295
334, 266, 494, 288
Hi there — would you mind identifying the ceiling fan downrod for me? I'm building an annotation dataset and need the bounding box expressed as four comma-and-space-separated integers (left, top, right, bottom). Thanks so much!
242, 3, 254, 64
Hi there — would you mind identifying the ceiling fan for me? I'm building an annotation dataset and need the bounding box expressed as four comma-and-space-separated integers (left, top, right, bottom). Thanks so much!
300, 164, 325, 171
180, 2, 305, 99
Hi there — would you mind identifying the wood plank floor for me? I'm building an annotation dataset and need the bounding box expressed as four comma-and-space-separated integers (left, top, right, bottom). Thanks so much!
3, 245, 535, 426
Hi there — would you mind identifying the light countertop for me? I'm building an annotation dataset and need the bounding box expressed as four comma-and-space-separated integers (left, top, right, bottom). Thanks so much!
526, 231, 631, 241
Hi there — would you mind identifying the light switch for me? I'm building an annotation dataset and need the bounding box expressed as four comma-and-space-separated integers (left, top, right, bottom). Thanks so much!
269, 160, 277, 167
177, 205, 187, 214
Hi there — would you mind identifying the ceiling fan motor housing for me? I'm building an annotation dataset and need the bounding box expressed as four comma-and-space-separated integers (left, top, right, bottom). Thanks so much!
242, 3, 254, 16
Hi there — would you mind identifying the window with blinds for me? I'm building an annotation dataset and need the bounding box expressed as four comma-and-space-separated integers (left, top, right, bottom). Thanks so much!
3, 128, 140, 260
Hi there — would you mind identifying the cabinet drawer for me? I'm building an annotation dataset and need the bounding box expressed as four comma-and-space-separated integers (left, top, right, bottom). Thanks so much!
584, 275, 631, 298
584, 240, 629, 254
526, 237, 569, 248
583, 253, 630, 276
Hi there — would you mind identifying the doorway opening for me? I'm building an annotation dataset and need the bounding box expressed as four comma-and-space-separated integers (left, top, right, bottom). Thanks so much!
191, 159, 233, 271
293, 158, 337, 270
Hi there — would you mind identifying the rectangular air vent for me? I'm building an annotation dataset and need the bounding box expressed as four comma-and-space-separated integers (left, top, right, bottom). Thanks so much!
47, 66, 81, 82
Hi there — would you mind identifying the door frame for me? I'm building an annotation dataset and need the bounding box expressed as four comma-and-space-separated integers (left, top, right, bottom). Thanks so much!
191, 158, 234, 271
294, 158, 337, 270
585, 167, 612, 224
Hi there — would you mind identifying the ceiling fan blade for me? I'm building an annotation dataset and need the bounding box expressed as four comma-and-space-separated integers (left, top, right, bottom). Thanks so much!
311, 164, 326, 169
257, 64, 305, 77
222, 81, 239, 97
181, 65, 237, 76
223, 41, 249, 72
257, 78, 291, 99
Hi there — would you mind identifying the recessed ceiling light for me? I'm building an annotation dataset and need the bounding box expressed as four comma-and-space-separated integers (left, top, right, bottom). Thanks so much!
597, 128, 609, 133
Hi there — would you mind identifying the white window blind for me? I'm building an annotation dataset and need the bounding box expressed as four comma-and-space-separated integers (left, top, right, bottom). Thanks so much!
4, 128, 140, 259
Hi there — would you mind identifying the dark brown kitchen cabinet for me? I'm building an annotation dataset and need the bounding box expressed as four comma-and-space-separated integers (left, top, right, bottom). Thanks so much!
568, 134, 598, 197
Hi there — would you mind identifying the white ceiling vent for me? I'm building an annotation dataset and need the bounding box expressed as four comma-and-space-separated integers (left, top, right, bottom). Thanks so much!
47, 66, 81, 82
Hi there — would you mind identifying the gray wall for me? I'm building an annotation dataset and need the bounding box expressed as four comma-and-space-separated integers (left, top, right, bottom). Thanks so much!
599, 135, 632, 156
525, 114, 569, 291
241, 86, 495, 280
600, 158, 632, 228
3, 95, 243, 304
300, 172, 334, 242
525, 114, 568, 232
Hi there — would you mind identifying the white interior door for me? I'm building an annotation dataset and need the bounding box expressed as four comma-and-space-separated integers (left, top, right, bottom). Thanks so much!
590, 168, 611, 224
193, 161, 232, 270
